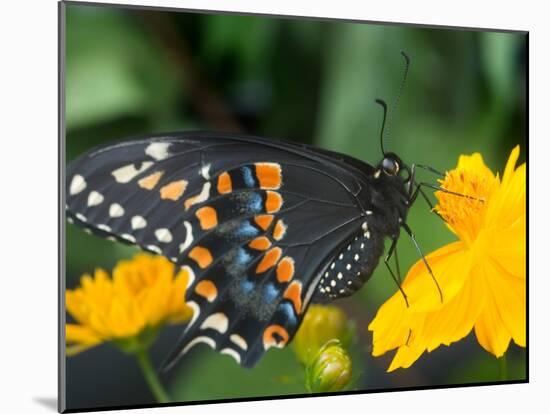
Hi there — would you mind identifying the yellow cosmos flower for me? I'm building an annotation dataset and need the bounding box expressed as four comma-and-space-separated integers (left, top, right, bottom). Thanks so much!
368, 146, 526, 372
66, 254, 193, 356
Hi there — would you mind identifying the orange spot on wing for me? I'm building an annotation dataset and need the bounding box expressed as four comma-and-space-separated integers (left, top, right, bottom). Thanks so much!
138, 171, 164, 190
195, 280, 218, 302
217, 172, 232, 194
283, 281, 303, 314
254, 214, 274, 231
184, 196, 197, 210
160, 179, 188, 201
256, 247, 282, 274
276, 257, 295, 283
272, 219, 287, 241
249, 236, 272, 251
188, 246, 213, 269
255, 163, 282, 189
265, 191, 283, 213
195, 206, 218, 230
263, 324, 289, 350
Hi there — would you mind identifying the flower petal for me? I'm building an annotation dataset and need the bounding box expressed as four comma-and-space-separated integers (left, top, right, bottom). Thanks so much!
402, 242, 470, 311
485, 153, 525, 229
369, 242, 469, 358
66, 290, 89, 325
502, 145, 520, 185
489, 219, 526, 279
368, 292, 413, 356
387, 336, 426, 372
166, 270, 193, 324
421, 263, 486, 351
456, 153, 493, 178
66, 323, 102, 346
484, 259, 526, 347
474, 265, 512, 357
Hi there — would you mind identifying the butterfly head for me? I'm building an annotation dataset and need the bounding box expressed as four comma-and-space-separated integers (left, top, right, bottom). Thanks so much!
366, 151, 411, 238
379, 152, 402, 176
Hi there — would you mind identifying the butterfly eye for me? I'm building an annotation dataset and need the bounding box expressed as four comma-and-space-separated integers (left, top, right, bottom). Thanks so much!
382, 157, 400, 176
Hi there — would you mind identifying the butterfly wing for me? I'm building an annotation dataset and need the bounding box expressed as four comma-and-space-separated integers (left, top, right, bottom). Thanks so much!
66, 132, 369, 368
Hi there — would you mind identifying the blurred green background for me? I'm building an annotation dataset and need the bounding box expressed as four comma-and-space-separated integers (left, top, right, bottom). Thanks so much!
64, 2, 527, 410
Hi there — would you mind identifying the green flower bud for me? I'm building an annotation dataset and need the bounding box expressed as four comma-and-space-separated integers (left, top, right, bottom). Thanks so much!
293, 304, 353, 365
306, 340, 352, 393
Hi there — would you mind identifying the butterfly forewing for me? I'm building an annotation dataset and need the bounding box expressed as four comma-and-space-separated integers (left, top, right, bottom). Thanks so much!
66, 132, 369, 367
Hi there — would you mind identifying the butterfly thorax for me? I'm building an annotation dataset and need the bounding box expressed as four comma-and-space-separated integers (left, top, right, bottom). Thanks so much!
366, 166, 410, 238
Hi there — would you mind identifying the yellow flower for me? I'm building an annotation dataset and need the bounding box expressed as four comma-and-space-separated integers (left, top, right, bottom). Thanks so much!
368, 146, 526, 371
66, 254, 193, 356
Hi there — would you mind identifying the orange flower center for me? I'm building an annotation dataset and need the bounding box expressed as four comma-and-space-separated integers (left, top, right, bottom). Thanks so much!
434, 166, 495, 244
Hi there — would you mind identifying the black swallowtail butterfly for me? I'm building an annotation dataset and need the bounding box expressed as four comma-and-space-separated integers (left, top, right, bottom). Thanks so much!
66, 53, 442, 369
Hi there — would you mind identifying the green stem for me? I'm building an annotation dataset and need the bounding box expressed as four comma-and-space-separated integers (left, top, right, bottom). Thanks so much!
498, 353, 508, 381
135, 348, 170, 403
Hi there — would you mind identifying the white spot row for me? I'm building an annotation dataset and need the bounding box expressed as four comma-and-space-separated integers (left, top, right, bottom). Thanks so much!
97, 224, 111, 232
69, 175, 86, 195
87, 191, 104, 207
109, 203, 124, 218
230, 334, 248, 351
147, 245, 162, 254
145, 142, 171, 161
131, 215, 147, 230
201, 312, 228, 333
111, 162, 153, 184
200, 163, 211, 180
155, 228, 173, 243
121, 234, 136, 243
179, 221, 194, 253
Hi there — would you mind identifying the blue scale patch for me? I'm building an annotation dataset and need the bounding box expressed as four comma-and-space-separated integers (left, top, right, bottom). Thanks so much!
278, 302, 297, 326
263, 283, 280, 303
234, 247, 252, 265
241, 166, 256, 188
223, 246, 254, 278
234, 192, 263, 214
235, 221, 260, 238
241, 279, 255, 294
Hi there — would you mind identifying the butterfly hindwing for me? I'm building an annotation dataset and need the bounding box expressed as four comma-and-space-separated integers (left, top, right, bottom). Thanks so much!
66, 132, 368, 367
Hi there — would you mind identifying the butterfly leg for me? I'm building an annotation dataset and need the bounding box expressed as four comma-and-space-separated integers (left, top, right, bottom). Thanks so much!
415, 164, 445, 177
394, 246, 402, 285
408, 164, 445, 222
409, 164, 481, 220
416, 182, 484, 202
408, 163, 443, 193
409, 183, 446, 223
384, 237, 409, 307
400, 222, 444, 303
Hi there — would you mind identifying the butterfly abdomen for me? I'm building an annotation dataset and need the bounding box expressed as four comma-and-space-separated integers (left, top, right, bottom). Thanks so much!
313, 219, 384, 302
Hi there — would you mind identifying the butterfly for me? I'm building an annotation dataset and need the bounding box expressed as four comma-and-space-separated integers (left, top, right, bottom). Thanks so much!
65, 53, 443, 369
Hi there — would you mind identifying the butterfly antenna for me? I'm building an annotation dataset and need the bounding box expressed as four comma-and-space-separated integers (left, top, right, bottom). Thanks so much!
375, 98, 388, 155
384, 51, 411, 148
